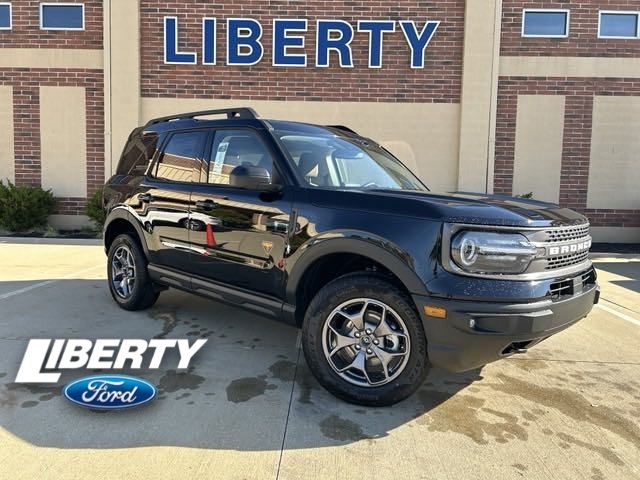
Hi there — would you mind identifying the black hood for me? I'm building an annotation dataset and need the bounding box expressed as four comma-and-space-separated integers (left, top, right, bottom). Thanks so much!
310, 189, 589, 228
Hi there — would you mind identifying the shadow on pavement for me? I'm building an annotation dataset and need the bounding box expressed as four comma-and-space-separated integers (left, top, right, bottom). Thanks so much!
0, 279, 482, 451
592, 260, 640, 295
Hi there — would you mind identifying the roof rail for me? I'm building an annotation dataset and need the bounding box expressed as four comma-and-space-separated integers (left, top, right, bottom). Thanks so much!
146, 107, 259, 126
327, 124, 359, 135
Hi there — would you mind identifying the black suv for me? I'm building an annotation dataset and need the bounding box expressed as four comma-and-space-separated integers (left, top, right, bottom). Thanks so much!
103, 107, 599, 406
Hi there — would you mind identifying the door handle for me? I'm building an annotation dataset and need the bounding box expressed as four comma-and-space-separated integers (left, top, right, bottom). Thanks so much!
195, 199, 218, 210
139, 193, 154, 203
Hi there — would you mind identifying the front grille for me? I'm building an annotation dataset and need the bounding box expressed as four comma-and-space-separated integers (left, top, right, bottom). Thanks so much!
582, 268, 597, 288
545, 250, 590, 269
544, 224, 590, 243
548, 268, 596, 299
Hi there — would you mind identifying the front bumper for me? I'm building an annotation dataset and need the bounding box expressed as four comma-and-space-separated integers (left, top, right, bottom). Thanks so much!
412, 284, 599, 372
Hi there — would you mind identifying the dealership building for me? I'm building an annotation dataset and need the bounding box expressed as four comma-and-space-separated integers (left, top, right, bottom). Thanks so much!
0, 0, 638, 241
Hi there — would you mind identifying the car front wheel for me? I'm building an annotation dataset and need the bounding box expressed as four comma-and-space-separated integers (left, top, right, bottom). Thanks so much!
302, 273, 429, 406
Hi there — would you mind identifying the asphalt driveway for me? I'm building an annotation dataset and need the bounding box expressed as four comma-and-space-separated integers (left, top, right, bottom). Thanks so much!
0, 238, 639, 479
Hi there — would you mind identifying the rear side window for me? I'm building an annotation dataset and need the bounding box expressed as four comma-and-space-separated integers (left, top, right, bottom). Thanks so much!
117, 131, 158, 176
206, 129, 274, 185
155, 130, 208, 182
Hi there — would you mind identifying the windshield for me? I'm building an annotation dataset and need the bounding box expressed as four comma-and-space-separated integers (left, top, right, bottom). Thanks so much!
272, 125, 427, 191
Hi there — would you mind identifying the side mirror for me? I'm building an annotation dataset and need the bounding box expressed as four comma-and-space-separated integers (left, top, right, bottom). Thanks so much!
229, 165, 280, 191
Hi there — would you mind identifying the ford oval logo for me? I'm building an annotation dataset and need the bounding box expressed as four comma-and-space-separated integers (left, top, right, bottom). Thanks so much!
63, 375, 157, 410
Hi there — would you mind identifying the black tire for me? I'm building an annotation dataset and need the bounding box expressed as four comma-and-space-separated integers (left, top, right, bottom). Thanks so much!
107, 233, 159, 311
302, 273, 429, 406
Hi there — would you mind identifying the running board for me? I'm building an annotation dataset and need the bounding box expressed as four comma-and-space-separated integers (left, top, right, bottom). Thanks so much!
147, 264, 295, 325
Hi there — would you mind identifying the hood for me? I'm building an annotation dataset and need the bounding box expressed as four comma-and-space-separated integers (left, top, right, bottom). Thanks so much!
310, 189, 588, 227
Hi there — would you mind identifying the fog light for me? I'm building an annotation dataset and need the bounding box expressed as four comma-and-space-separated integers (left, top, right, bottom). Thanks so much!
469, 319, 476, 329
424, 305, 447, 319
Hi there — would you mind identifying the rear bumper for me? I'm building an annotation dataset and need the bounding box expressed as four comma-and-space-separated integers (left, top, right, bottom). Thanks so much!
412, 285, 599, 372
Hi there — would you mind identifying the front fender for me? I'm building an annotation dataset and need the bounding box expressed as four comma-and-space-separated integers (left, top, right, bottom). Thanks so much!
285, 231, 429, 304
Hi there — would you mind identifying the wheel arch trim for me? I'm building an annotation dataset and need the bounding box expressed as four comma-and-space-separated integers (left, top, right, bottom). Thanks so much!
286, 233, 428, 304
103, 207, 150, 256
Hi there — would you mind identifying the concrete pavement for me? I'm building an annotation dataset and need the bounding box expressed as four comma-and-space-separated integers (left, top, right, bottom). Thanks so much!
0, 238, 638, 479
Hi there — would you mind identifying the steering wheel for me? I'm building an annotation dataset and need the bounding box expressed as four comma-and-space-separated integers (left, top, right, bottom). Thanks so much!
361, 181, 380, 189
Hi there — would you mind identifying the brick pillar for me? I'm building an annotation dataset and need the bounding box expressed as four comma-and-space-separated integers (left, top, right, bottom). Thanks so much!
13, 86, 40, 187
493, 80, 517, 195
86, 76, 105, 195
559, 94, 593, 210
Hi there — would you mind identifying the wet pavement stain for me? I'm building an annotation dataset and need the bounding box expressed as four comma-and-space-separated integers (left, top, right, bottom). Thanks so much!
319, 415, 369, 441
295, 367, 316, 404
268, 360, 296, 382
226, 376, 277, 403
1, 384, 60, 408
487, 374, 640, 451
512, 359, 548, 372
158, 369, 205, 394
556, 431, 624, 466
150, 308, 179, 339
415, 391, 527, 445
0, 387, 17, 407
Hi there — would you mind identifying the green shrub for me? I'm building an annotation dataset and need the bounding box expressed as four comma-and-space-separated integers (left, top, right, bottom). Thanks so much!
517, 192, 534, 199
86, 188, 106, 229
0, 181, 55, 233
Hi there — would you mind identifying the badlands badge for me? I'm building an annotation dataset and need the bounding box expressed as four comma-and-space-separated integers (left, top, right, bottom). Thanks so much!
262, 240, 274, 255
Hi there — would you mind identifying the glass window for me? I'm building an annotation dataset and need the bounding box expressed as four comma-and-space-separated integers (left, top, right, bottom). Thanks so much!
599, 12, 639, 39
206, 129, 274, 185
271, 122, 426, 191
522, 10, 569, 38
155, 131, 208, 182
117, 132, 158, 176
0, 3, 11, 30
40, 3, 84, 30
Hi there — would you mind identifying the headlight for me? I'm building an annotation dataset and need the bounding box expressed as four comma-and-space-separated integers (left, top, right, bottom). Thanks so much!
451, 231, 537, 274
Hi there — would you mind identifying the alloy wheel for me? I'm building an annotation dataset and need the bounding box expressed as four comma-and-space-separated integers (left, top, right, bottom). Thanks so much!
321, 298, 411, 387
111, 245, 136, 299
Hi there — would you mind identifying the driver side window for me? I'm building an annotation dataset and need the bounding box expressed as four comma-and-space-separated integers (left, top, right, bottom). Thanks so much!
206, 129, 274, 186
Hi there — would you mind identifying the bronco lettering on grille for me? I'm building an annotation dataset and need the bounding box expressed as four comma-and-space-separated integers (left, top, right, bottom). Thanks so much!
547, 238, 592, 256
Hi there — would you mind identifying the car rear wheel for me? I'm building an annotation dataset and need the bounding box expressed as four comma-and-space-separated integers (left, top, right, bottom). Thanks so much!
302, 273, 429, 406
107, 233, 159, 311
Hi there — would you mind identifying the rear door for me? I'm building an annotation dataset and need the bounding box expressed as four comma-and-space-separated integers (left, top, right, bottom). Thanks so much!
133, 129, 209, 272
188, 128, 293, 299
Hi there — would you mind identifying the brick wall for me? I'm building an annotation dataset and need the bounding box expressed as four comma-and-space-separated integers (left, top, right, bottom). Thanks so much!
494, 76, 640, 227
0, 0, 102, 49
0, 68, 104, 214
140, 0, 464, 102
501, 0, 640, 58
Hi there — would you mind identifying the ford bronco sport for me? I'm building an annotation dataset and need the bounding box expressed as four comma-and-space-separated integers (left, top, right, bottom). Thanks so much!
103, 107, 599, 406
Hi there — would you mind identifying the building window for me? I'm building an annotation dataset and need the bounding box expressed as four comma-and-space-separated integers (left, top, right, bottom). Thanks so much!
0, 3, 11, 30
522, 9, 570, 38
40, 3, 84, 30
598, 11, 640, 39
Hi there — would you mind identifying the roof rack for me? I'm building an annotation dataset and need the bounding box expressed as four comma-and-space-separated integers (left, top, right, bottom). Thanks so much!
327, 124, 359, 135
146, 107, 259, 126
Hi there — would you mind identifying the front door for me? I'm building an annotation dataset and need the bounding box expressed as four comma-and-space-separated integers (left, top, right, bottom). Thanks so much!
187, 128, 293, 299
